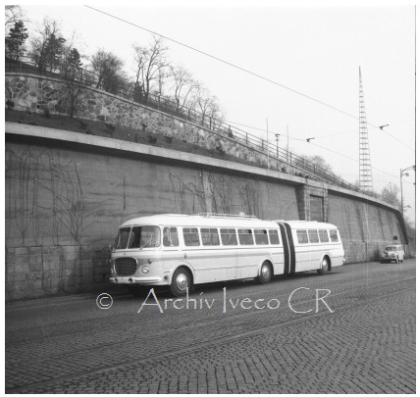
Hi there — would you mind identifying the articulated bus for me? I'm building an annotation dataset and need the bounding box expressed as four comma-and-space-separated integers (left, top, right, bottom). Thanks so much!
109, 213, 345, 296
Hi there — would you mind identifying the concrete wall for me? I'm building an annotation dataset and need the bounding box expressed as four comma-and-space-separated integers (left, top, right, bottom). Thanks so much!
5, 123, 407, 301
6, 125, 302, 300
329, 193, 405, 263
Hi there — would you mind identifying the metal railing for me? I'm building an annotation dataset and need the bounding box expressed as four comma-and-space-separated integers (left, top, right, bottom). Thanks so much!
5, 57, 369, 195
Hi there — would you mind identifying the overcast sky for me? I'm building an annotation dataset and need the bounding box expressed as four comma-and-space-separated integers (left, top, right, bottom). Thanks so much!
14, 2, 416, 222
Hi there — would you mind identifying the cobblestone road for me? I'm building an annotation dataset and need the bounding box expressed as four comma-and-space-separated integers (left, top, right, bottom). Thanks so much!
6, 260, 416, 393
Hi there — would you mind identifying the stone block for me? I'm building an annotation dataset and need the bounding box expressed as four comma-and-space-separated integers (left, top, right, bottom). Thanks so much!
5, 247, 15, 255
15, 247, 29, 256
29, 256, 43, 273
10, 271, 28, 282
62, 245, 80, 254
79, 252, 93, 261
31, 279, 43, 290
94, 273, 106, 284
62, 248, 80, 262
6, 253, 16, 266
65, 275, 76, 287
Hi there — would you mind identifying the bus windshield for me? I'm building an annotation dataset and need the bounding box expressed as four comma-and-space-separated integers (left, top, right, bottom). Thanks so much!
114, 226, 161, 249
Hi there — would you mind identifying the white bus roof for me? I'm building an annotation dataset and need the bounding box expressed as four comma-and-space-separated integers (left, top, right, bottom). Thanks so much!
274, 220, 338, 229
120, 214, 278, 229
120, 214, 338, 230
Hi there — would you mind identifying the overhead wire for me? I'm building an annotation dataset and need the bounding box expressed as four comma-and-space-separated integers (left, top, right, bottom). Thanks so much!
85, 6, 414, 153
226, 119, 412, 180
227, 119, 358, 139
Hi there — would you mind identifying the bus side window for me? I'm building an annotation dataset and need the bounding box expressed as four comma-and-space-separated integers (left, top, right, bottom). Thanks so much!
183, 228, 200, 246
268, 229, 280, 245
297, 230, 309, 244
308, 230, 319, 244
329, 229, 339, 242
318, 230, 329, 243
201, 228, 220, 246
238, 229, 254, 245
254, 229, 269, 245
220, 229, 238, 245
163, 227, 179, 247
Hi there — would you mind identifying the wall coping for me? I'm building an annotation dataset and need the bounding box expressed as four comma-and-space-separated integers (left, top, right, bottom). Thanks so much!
6, 121, 401, 216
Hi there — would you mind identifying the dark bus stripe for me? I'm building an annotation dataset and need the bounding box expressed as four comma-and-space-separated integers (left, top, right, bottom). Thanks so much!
278, 222, 296, 274
284, 223, 296, 274
278, 223, 290, 274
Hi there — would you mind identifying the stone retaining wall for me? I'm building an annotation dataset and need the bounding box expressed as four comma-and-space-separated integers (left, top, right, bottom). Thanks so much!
5, 73, 291, 174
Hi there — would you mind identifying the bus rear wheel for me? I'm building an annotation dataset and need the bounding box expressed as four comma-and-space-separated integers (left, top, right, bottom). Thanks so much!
170, 267, 192, 297
258, 262, 273, 284
317, 257, 329, 275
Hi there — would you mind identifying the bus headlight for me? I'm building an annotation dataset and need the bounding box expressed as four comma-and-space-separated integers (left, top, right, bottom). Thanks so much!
141, 266, 150, 274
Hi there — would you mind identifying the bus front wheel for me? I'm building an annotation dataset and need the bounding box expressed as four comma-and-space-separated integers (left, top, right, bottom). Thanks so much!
170, 267, 192, 297
317, 257, 329, 275
258, 262, 273, 284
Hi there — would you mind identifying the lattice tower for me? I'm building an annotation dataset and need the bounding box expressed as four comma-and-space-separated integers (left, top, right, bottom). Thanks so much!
359, 67, 373, 192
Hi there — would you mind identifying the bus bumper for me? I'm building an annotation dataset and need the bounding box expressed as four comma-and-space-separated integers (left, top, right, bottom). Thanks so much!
109, 276, 162, 284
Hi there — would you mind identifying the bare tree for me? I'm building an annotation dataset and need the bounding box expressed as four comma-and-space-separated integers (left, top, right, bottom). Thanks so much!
133, 35, 168, 102
169, 66, 196, 111
60, 48, 84, 118
192, 83, 218, 126
29, 18, 66, 74
91, 49, 125, 94
155, 62, 169, 95
298, 154, 333, 174
208, 101, 225, 131
5, 5, 23, 32
381, 183, 400, 207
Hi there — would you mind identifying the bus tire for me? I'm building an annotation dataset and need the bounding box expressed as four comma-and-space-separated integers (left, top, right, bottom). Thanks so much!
317, 256, 329, 275
170, 267, 192, 297
258, 261, 273, 284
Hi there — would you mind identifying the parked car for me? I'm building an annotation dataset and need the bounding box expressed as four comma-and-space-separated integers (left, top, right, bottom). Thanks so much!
380, 244, 404, 263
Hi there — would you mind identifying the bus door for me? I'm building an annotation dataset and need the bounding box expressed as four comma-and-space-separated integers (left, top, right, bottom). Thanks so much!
162, 226, 184, 276
308, 230, 322, 270
219, 228, 239, 281
294, 229, 312, 272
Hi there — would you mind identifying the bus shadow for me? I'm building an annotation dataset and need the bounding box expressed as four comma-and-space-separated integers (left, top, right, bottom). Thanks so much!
121, 271, 331, 299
